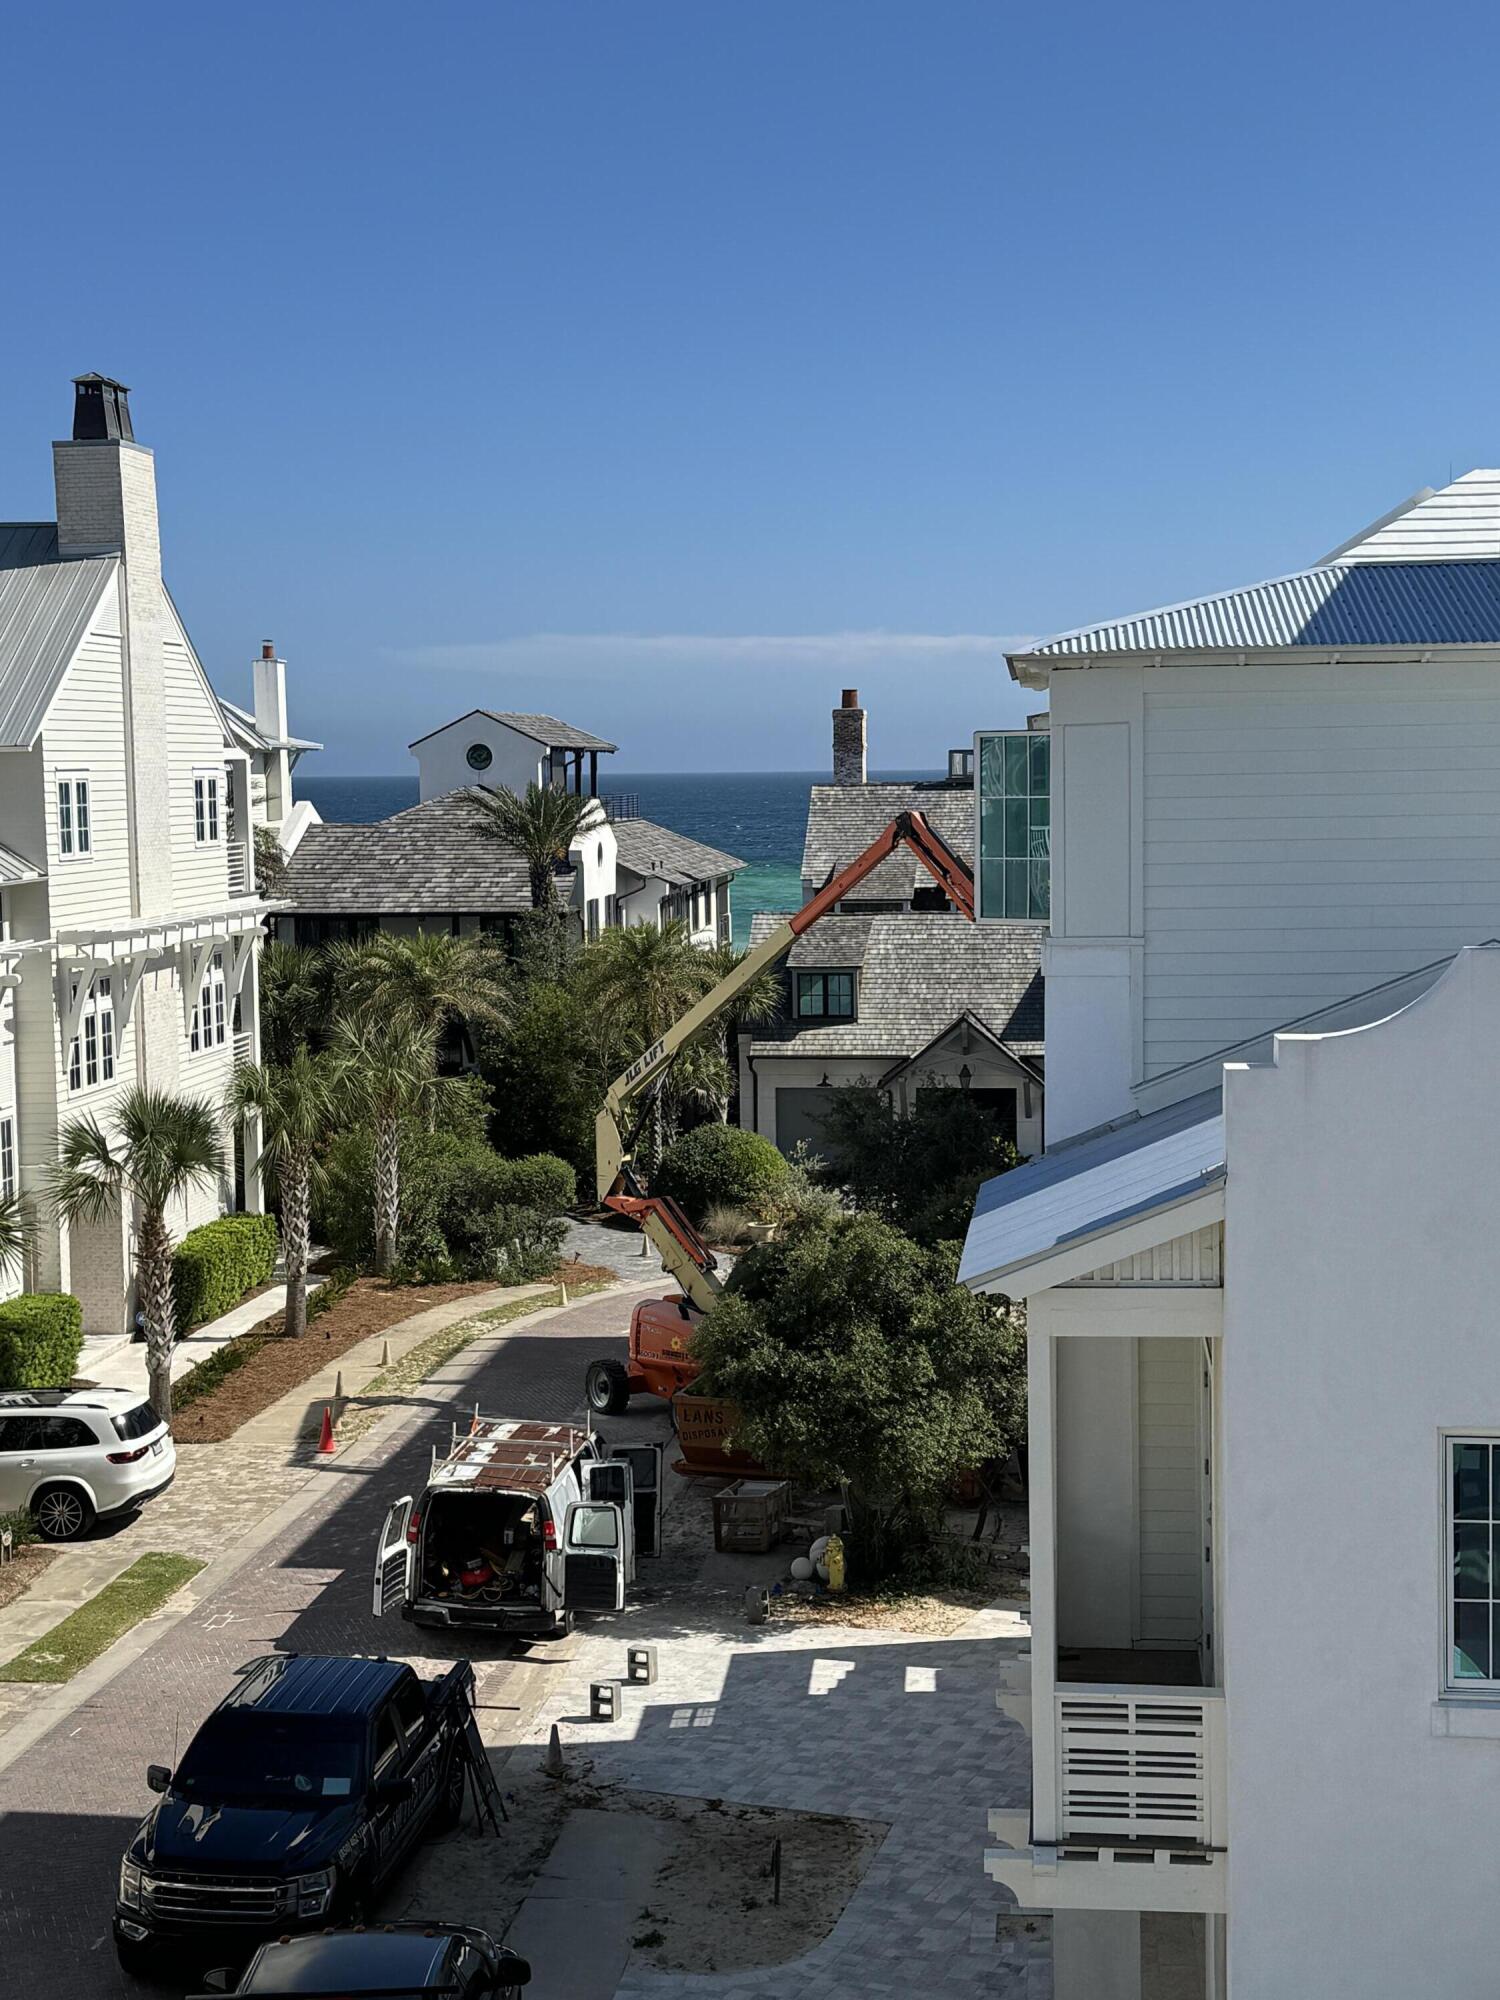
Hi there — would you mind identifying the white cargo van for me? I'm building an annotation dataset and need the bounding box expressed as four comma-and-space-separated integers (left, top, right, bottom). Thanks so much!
371, 1417, 661, 1639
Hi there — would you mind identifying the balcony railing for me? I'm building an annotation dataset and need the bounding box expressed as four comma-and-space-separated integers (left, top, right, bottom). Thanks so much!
599, 793, 640, 822
1055, 1687, 1225, 1846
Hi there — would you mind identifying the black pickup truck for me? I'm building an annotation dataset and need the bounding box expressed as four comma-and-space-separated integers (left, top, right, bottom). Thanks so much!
114, 1654, 486, 1979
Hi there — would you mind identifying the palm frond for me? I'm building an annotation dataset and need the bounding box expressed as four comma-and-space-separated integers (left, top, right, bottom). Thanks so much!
475, 783, 596, 908
0, 1194, 33, 1280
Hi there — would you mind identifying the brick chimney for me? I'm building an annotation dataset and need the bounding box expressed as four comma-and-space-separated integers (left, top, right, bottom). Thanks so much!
53, 375, 171, 916
832, 688, 867, 786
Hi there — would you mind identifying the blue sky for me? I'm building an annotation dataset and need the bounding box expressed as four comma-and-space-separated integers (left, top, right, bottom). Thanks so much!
3, 2, 1498, 771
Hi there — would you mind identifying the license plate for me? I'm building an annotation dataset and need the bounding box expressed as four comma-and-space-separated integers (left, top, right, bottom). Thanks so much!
151, 1439, 164, 1456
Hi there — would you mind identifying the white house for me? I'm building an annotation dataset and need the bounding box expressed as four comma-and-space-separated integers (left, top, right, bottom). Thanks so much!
960, 471, 1500, 1999
0, 375, 267, 1332
410, 709, 617, 804
217, 641, 321, 838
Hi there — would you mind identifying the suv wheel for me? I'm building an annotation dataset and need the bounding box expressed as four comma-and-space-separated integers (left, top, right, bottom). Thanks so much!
34, 1485, 94, 1542
586, 1359, 631, 1415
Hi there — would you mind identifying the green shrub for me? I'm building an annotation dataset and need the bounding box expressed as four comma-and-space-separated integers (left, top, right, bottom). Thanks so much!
318, 1125, 574, 1279
0, 1293, 83, 1389
172, 1214, 279, 1329
655, 1124, 789, 1225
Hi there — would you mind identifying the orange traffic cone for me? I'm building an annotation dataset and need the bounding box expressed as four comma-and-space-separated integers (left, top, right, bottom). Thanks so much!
316, 1404, 336, 1455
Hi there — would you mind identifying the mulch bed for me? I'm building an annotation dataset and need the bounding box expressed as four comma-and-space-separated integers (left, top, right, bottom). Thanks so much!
0, 1544, 58, 1615
171, 1277, 504, 1445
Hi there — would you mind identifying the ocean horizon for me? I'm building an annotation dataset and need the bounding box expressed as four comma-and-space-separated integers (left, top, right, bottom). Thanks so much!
297, 769, 944, 947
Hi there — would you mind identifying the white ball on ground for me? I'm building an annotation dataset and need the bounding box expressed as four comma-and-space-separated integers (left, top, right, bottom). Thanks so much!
789, 1556, 814, 1582
809, 1535, 830, 1565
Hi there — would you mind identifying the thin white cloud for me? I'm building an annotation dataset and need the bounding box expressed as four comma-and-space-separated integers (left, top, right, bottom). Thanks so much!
389, 630, 1036, 671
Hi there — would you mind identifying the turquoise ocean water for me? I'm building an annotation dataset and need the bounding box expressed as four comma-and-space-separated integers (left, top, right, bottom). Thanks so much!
298, 770, 941, 948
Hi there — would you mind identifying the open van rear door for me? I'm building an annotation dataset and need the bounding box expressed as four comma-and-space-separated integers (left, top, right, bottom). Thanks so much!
611, 1443, 663, 1558
583, 1459, 636, 1580
372, 1495, 413, 1617
562, 1501, 626, 1612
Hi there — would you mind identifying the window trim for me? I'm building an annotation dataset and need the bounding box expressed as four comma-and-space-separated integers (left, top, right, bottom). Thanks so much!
193, 768, 222, 845
1442, 1430, 1500, 1695
66, 976, 115, 1095
189, 952, 227, 1056
795, 969, 857, 1021
56, 770, 93, 862
0, 1115, 13, 1203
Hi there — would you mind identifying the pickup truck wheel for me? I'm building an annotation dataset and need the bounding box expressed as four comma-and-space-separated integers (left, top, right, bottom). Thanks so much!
586, 1359, 631, 1416
433, 1748, 467, 1829
34, 1484, 94, 1541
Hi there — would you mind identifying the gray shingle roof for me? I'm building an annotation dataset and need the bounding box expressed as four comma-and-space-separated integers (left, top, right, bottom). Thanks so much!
408, 710, 618, 752
0, 554, 118, 749
275, 787, 568, 915
611, 816, 744, 885
800, 784, 974, 902
748, 912, 1044, 1060
1021, 559, 1500, 659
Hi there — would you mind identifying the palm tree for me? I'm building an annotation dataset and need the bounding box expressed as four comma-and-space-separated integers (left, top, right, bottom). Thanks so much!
0, 1194, 32, 1283
52, 1089, 226, 1420
259, 938, 332, 1066
699, 940, 782, 1119
331, 1012, 441, 1275
328, 932, 511, 1051
228, 1050, 338, 1338
476, 783, 595, 910
584, 918, 714, 1176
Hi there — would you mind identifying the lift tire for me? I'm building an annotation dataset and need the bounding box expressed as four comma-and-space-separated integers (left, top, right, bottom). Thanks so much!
586, 1360, 631, 1416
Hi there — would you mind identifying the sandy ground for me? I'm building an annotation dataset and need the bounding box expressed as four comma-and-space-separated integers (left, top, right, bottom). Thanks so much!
388, 1758, 885, 1976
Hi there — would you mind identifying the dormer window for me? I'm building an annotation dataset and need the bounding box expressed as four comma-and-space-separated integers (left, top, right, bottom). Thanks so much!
796, 970, 855, 1021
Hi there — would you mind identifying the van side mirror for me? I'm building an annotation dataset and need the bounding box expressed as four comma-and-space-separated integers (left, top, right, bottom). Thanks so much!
374, 1774, 414, 1805
492, 1960, 531, 1991
146, 1764, 170, 1794
200, 1970, 235, 1994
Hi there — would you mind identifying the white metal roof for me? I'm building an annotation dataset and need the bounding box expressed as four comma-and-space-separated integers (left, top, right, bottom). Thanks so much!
0, 556, 116, 748
958, 1090, 1224, 1293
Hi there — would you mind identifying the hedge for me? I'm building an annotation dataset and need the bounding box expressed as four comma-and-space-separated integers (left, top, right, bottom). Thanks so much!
0, 1293, 84, 1389
655, 1123, 789, 1225
317, 1127, 575, 1280
172, 1214, 279, 1329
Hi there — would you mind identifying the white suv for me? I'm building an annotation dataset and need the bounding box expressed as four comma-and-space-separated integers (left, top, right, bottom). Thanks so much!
0, 1388, 176, 1540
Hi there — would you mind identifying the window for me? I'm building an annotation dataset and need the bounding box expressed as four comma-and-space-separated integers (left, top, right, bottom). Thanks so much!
371, 1705, 402, 1777
56, 773, 91, 859
190, 953, 227, 1055
392, 1677, 425, 1744
67, 976, 115, 1093
0, 1414, 97, 1452
587, 898, 600, 942
795, 970, 855, 1020
465, 742, 493, 770
1448, 1437, 1500, 1687
977, 731, 1050, 920
568, 1503, 619, 1550
0, 1116, 13, 1202
193, 770, 221, 844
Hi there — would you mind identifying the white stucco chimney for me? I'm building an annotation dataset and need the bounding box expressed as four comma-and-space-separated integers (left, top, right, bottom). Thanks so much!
53, 374, 171, 915
832, 688, 867, 786
254, 641, 289, 742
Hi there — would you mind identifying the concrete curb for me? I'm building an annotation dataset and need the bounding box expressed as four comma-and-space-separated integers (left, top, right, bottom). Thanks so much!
0, 1278, 660, 1779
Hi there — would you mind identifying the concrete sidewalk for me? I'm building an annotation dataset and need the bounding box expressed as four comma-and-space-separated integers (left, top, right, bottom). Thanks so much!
75, 1271, 327, 1395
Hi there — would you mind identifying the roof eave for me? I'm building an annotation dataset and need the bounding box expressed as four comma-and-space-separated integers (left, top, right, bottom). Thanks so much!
959, 1177, 1225, 1299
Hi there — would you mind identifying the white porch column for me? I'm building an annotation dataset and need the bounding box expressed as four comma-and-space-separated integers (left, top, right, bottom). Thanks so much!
240, 943, 265, 1214
1027, 1322, 1059, 1842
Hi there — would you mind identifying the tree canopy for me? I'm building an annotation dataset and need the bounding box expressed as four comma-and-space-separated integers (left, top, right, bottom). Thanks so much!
812, 1084, 1020, 1245
692, 1211, 1025, 1575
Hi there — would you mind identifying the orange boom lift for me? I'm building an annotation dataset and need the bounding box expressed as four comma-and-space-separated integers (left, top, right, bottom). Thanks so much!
584, 810, 976, 1420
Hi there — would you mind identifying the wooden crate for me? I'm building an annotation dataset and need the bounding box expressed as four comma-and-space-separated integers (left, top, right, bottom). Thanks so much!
712, 1478, 791, 1554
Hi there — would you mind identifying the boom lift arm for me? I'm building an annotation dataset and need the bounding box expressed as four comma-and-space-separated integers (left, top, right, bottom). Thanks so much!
595, 809, 976, 1311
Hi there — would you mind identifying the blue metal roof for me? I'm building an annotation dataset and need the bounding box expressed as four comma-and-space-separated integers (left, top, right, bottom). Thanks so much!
1023, 559, 1500, 658
958, 1090, 1224, 1293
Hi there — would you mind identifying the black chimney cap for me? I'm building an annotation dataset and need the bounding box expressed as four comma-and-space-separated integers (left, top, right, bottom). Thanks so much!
71, 375, 135, 443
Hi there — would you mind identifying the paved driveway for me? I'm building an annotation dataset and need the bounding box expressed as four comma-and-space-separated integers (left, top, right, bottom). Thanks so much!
0, 1287, 671, 1998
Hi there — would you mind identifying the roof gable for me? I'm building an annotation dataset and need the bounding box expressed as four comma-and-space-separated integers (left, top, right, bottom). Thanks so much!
801, 783, 974, 898
0, 555, 118, 748
1324, 469, 1500, 564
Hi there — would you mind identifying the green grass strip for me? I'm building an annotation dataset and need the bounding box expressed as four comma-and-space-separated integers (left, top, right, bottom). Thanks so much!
0, 1552, 205, 1684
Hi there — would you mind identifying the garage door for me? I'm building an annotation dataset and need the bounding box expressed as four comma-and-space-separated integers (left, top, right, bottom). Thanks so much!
773, 1086, 841, 1158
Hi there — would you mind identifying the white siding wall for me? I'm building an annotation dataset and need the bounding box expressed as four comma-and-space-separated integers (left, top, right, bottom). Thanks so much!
1135, 1337, 1201, 1648
415, 719, 547, 802
163, 628, 231, 911
40, 624, 133, 933
1141, 662, 1500, 1074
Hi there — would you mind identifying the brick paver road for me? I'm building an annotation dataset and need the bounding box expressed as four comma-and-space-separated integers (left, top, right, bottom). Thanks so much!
0, 1286, 671, 1998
